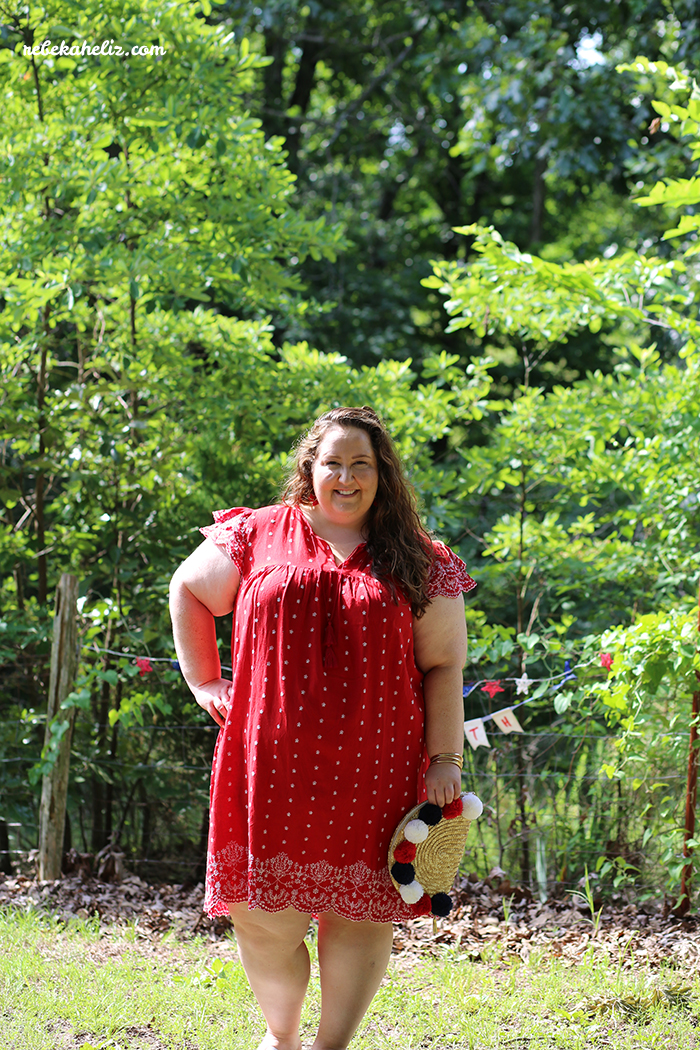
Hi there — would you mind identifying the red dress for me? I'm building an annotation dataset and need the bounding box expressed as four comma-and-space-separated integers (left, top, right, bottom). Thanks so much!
200, 504, 476, 922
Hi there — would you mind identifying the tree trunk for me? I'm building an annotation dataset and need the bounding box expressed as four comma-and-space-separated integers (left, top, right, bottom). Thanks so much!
516, 736, 531, 886
38, 573, 79, 880
91, 776, 106, 852
0, 819, 12, 875
104, 689, 120, 845
530, 156, 546, 245
63, 810, 72, 855
285, 33, 324, 174
36, 308, 49, 606
92, 662, 112, 851
262, 28, 288, 141
139, 782, 151, 857
674, 584, 700, 915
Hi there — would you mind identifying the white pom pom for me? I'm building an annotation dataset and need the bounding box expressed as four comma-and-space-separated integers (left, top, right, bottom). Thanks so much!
461, 792, 483, 819
404, 819, 429, 843
399, 880, 424, 904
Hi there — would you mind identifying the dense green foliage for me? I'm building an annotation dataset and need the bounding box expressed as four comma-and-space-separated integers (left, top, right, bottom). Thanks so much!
428, 59, 700, 896
0, 0, 490, 867
212, 0, 700, 382
0, 4, 698, 903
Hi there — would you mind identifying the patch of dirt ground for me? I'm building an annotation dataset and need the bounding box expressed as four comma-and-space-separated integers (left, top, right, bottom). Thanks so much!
1, 861, 699, 969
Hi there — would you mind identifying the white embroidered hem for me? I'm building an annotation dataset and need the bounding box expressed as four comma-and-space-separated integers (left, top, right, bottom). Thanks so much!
204, 845, 414, 923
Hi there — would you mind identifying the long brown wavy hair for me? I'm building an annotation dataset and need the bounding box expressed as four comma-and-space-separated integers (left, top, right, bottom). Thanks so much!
282, 406, 434, 616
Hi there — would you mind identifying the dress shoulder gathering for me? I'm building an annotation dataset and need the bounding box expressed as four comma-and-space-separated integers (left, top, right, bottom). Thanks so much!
199, 504, 476, 922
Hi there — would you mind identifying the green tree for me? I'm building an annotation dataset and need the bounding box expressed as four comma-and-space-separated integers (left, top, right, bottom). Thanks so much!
424, 61, 700, 899
213, 0, 700, 385
0, 0, 338, 851
0, 0, 496, 859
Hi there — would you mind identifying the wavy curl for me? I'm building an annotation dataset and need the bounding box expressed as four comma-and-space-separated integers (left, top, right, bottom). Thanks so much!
281, 406, 434, 616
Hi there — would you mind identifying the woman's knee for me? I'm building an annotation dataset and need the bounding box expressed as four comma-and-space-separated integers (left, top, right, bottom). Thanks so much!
317, 911, 393, 949
230, 903, 312, 953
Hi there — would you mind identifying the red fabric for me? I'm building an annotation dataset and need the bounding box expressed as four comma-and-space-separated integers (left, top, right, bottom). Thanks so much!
199, 504, 476, 922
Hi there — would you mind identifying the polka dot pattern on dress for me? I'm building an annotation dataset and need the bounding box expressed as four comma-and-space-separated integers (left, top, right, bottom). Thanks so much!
199, 503, 476, 922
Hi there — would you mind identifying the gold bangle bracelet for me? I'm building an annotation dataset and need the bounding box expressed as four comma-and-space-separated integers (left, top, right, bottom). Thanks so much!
429, 756, 463, 769
430, 752, 463, 763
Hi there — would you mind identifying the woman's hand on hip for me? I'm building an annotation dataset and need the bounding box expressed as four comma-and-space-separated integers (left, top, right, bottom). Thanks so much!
191, 678, 233, 727
424, 762, 461, 808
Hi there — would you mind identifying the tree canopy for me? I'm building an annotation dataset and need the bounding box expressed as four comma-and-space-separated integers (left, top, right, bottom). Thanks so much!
211, 0, 700, 382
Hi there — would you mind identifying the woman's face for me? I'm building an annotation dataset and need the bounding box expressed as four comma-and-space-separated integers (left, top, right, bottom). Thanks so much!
310, 425, 379, 529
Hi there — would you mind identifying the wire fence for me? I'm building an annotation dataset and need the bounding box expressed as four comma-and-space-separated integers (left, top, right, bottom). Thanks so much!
0, 713, 689, 894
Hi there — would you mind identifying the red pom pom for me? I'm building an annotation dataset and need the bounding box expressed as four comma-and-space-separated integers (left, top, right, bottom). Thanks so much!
411, 894, 432, 917
394, 839, 417, 863
442, 798, 464, 820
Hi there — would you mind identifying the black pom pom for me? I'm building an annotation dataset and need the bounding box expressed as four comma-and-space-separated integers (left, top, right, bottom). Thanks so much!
419, 803, 442, 826
430, 892, 453, 917
390, 862, 415, 885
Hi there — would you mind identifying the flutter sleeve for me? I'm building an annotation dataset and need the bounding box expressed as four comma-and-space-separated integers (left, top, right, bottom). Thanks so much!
199, 507, 254, 575
427, 540, 477, 600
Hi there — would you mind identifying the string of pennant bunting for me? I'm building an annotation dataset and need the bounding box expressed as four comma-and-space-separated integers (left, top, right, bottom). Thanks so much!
86, 645, 233, 674
460, 657, 609, 751
86, 645, 616, 750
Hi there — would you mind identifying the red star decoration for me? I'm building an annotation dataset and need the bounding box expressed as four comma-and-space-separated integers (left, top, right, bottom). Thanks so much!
481, 680, 504, 698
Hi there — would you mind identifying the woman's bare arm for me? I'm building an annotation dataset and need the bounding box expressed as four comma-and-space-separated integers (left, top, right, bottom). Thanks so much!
413, 594, 467, 807
169, 539, 240, 726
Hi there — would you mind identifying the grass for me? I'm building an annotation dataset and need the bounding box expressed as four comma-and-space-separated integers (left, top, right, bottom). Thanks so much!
1, 908, 699, 1049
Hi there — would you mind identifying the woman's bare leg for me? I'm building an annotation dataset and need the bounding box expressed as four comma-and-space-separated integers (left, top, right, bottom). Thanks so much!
310, 912, 393, 1050
229, 902, 312, 1050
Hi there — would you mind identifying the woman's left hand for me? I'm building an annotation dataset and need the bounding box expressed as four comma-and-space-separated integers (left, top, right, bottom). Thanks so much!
424, 762, 461, 808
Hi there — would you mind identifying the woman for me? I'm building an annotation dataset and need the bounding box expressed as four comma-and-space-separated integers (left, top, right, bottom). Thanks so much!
169, 406, 475, 1050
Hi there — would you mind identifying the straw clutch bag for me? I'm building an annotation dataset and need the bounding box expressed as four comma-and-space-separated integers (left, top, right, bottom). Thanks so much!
388, 791, 483, 917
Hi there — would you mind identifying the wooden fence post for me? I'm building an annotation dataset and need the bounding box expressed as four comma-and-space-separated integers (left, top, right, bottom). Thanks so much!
38, 573, 79, 881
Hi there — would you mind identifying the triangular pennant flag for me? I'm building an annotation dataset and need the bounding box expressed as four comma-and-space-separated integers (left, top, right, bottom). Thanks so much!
464, 718, 491, 750
491, 708, 524, 734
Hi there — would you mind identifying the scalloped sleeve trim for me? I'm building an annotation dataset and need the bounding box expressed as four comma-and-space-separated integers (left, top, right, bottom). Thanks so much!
199, 507, 254, 575
427, 540, 477, 600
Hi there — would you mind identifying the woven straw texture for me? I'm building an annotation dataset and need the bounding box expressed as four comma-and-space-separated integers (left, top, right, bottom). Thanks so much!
388, 801, 473, 897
